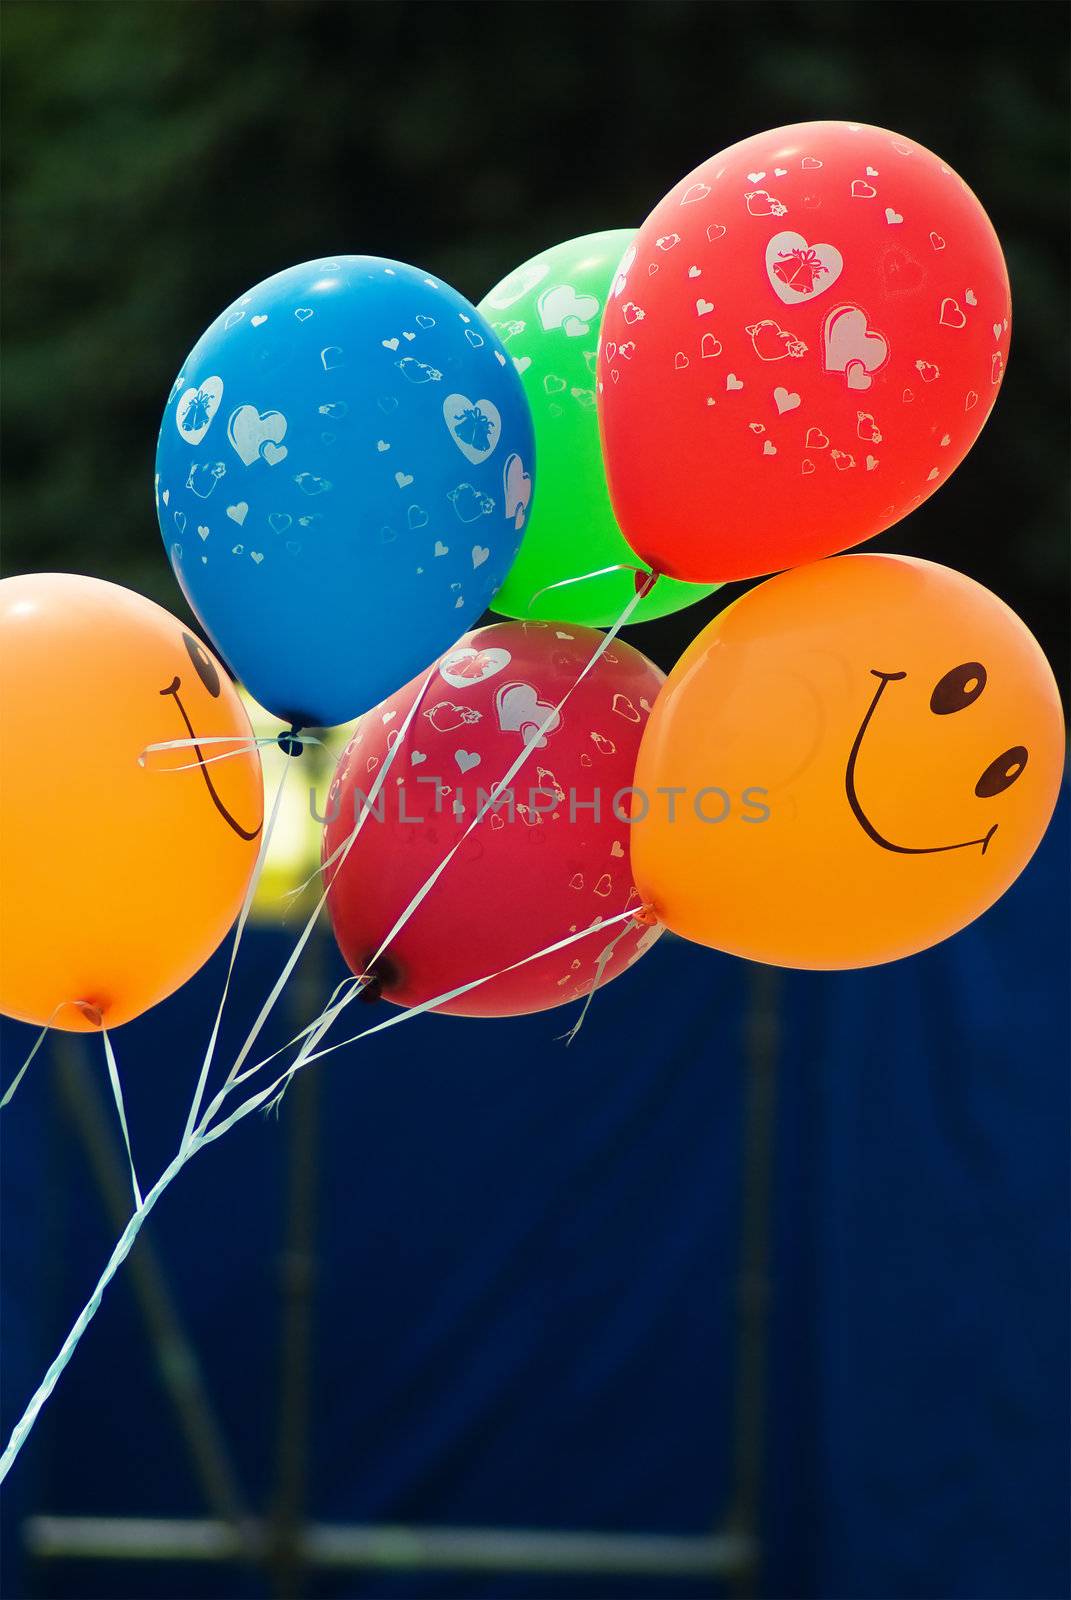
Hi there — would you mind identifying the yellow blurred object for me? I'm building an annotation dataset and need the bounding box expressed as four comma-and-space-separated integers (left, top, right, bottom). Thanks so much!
239, 692, 358, 922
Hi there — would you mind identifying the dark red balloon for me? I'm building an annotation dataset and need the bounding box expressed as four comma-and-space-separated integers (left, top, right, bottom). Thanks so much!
323, 621, 665, 1017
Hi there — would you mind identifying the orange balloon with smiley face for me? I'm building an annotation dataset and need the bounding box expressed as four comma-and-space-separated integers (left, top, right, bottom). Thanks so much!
631, 555, 1064, 968
0, 574, 263, 1030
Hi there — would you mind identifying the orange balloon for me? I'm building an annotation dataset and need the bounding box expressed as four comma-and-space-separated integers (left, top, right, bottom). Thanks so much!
0, 574, 263, 1030
631, 555, 1064, 968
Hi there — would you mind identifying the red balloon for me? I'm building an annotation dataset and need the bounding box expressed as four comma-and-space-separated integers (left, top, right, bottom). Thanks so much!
598, 121, 1010, 582
323, 621, 665, 1017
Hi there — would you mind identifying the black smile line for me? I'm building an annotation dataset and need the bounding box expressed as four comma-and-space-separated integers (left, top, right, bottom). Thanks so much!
845, 670, 997, 857
160, 677, 262, 842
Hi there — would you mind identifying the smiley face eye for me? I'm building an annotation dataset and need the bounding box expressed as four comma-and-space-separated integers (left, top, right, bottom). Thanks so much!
975, 745, 1028, 798
182, 631, 221, 698
930, 661, 987, 715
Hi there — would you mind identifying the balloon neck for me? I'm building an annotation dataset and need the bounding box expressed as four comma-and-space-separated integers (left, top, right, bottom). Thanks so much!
635, 569, 659, 599
73, 1000, 104, 1028
277, 725, 304, 758
359, 955, 396, 1004
631, 904, 660, 929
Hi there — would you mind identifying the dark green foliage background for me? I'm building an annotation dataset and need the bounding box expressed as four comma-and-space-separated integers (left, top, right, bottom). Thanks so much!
3, 0, 1067, 676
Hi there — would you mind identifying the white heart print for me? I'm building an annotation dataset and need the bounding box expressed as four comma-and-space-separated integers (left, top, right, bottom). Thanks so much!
439, 646, 512, 690
823, 304, 889, 390
503, 452, 532, 530
176, 377, 224, 445
765, 232, 844, 304
227, 405, 288, 467
443, 394, 502, 464
537, 284, 601, 335
496, 682, 561, 749
610, 244, 636, 299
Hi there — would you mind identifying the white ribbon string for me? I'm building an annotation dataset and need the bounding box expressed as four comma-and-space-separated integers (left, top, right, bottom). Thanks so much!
101, 1029, 143, 1210
190, 666, 439, 1139
526, 562, 654, 616
179, 753, 293, 1150
0, 902, 644, 1484
0, 1145, 189, 1484
558, 917, 641, 1046
138, 733, 323, 774
0, 1001, 96, 1109
259, 976, 373, 1119
200, 907, 642, 1142
0, 1033, 46, 1110
177, 973, 369, 1124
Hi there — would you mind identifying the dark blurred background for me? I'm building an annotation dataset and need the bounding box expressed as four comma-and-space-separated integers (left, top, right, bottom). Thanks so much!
2, 0, 1068, 675
2, 6, 1068, 1600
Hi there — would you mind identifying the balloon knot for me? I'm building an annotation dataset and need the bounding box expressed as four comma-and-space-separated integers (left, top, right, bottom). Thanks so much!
74, 1001, 104, 1027
277, 727, 304, 758
358, 974, 382, 1005
634, 570, 659, 599
631, 904, 660, 928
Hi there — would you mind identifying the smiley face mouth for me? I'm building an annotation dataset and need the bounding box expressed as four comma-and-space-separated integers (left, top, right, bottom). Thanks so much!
845, 670, 997, 857
160, 676, 262, 842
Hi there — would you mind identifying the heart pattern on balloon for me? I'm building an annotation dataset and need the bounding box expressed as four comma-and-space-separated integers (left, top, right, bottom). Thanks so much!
822, 304, 889, 391
537, 283, 601, 335
443, 393, 502, 464
175, 377, 224, 445
227, 404, 289, 467
495, 681, 562, 749
503, 452, 532, 531
440, 645, 512, 689
765, 231, 844, 304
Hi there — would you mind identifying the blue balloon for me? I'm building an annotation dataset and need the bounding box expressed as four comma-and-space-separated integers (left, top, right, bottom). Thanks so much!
155, 257, 535, 727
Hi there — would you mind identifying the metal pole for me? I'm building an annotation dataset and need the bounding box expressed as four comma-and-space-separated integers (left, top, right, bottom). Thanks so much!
267, 924, 324, 1600
723, 963, 782, 1598
25, 1514, 756, 1577
51, 1035, 255, 1548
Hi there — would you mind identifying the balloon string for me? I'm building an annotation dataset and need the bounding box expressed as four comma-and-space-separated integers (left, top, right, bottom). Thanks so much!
4, 1016, 142, 1209
259, 976, 372, 1117
526, 563, 656, 616
0, 900, 645, 1484
202, 906, 645, 1139
139, 733, 324, 774
101, 1029, 143, 1210
0, 1145, 189, 1485
179, 974, 369, 1121
557, 917, 642, 1047
179, 753, 294, 1151
191, 665, 440, 1137
0, 1000, 102, 1109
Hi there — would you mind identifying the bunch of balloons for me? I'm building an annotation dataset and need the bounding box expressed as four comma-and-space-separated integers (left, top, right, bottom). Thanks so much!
1, 120, 1064, 1043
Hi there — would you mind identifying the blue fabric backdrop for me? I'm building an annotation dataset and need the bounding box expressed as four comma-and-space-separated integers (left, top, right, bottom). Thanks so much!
2, 794, 1067, 1600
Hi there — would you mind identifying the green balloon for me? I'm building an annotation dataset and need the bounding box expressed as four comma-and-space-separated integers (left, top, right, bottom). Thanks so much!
480, 231, 717, 627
